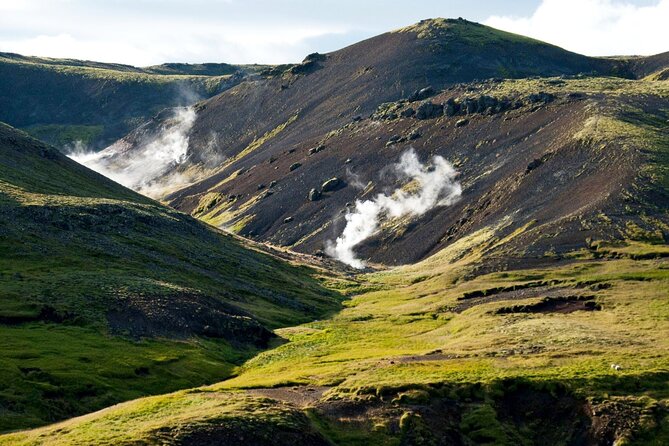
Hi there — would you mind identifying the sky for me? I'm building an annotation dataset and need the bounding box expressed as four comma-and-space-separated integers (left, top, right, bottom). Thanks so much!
0, 0, 666, 66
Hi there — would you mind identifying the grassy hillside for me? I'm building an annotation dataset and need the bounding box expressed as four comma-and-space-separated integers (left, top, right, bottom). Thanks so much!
0, 53, 261, 151
4, 230, 667, 444
0, 123, 343, 432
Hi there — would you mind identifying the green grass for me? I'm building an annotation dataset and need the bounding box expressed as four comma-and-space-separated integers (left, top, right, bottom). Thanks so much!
0, 390, 321, 446
5, 231, 668, 444
0, 325, 246, 432
0, 123, 345, 431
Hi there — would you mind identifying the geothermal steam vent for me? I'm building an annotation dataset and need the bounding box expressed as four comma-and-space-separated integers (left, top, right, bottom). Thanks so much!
327, 149, 462, 268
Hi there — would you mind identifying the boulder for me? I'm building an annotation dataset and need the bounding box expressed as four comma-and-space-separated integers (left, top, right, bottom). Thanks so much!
477, 95, 498, 113
455, 118, 469, 127
409, 86, 435, 102
308, 188, 322, 201
526, 158, 543, 173
321, 177, 345, 192
283, 216, 293, 223
462, 98, 478, 114
400, 107, 416, 118
269, 180, 277, 188
289, 162, 302, 171
415, 101, 443, 120
444, 98, 460, 116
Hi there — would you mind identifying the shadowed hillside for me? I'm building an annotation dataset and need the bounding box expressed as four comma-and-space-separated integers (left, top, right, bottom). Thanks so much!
0, 123, 343, 431
0, 53, 268, 151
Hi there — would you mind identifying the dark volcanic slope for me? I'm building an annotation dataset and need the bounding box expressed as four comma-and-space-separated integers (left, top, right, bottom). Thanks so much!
0, 123, 341, 431
112, 19, 668, 267
167, 18, 617, 169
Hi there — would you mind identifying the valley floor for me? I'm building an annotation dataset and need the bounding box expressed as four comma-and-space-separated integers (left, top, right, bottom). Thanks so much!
3, 230, 668, 445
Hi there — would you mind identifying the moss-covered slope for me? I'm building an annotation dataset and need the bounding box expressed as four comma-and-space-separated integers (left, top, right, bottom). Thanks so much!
0, 123, 343, 431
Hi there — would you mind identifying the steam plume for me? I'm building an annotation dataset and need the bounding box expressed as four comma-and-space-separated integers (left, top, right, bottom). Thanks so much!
70, 106, 196, 197
326, 149, 462, 268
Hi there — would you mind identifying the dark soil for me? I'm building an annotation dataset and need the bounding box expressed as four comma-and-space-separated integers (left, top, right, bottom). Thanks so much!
495, 295, 601, 314
107, 291, 274, 347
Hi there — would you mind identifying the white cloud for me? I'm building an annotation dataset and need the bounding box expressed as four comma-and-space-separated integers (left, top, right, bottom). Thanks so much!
0, 1, 351, 65
485, 0, 669, 56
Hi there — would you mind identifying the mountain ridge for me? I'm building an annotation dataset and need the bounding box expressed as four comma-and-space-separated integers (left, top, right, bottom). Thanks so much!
93, 18, 669, 268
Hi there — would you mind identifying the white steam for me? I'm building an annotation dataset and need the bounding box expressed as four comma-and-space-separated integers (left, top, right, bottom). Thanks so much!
326, 149, 462, 268
70, 106, 196, 198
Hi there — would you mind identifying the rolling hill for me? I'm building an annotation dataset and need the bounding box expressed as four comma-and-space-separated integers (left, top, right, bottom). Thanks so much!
0, 122, 343, 431
0, 52, 268, 151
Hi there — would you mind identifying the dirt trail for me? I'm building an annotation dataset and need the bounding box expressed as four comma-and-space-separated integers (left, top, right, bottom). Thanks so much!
248, 386, 330, 407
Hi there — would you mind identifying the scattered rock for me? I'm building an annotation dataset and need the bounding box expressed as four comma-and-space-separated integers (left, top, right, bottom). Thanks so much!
321, 177, 344, 192
309, 145, 326, 155
455, 118, 469, 127
400, 107, 416, 118
283, 216, 293, 223
269, 180, 277, 188
257, 184, 265, 190
352, 115, 362, 122
308, 188, 322, 201
526, 158, 543, 173
289, 162, 302, 171
407, 129, 421, 140
344, 158, 352, 164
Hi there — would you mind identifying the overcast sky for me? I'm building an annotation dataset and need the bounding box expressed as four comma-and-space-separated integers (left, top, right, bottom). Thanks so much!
0, 0, 666, 66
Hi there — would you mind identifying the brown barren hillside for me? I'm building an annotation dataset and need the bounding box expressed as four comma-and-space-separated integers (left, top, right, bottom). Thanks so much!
92, 19, 669, 267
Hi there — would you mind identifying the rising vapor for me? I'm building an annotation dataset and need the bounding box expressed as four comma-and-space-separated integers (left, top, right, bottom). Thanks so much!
70, 106, 196, 197
326, 149, 462, 268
